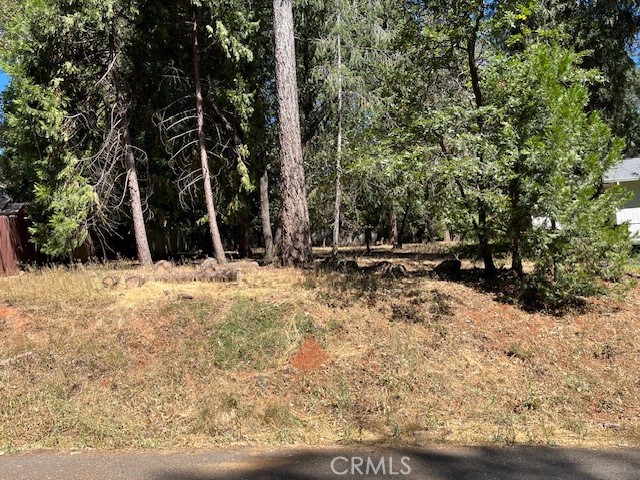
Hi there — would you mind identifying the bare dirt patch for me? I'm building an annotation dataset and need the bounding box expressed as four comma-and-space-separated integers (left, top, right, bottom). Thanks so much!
291, 338, 329, 372
0, 304, 35, 339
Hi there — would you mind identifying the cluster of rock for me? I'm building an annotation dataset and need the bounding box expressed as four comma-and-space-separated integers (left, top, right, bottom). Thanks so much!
318, 257, 462, 279
102, 258, 260, 289
320, 257, 408, 278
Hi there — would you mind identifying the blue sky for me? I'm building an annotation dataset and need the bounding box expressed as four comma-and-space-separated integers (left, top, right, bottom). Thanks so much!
0, 69, 8, 92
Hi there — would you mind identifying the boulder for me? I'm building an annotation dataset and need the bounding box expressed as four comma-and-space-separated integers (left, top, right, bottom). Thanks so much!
125, 275, 147, 289
102, 276, 120, 287
198, 269, 240, 283
384, 264, 407, 278
433, 259, 462, 276
154, 260, 174, 273
197, 257, 218, 273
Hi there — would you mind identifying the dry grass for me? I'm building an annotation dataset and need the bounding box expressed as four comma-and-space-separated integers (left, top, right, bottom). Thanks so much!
1, 245, 639, 453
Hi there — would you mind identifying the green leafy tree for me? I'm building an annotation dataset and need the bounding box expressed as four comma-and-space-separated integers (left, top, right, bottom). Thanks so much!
532, 0, 640, 155
1, 0, 155, 261
0, 0, 98, 257
150, 0, 259, 261
446, 38, 631, 304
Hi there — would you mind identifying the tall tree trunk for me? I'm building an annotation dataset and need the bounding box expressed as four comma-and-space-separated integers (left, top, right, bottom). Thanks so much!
110, 33, 152, 266
365, 227, 372, 256
511, 242, 523, 276
397, 210, 408, 249
332, 16, 343, 258
193, 9, 226, 264
389, 208, 398, 246
237, 211, 252, 259
425, 215, 435, 243
273, 0, 312, 267
479, 208, 497, 276
273, 224, 283, 259
509, 169, 524, 276
467, 9, 496, 276
396, 198, 411, 250
122, 112, 153, 266
260, 169, 274, 262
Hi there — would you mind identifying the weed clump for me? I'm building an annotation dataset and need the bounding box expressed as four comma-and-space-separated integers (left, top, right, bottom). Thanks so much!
506, 343, 534, 361
212, 297, 291, 370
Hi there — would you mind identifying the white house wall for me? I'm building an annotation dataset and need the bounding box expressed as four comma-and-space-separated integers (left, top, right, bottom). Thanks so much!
606, 180, 640, 243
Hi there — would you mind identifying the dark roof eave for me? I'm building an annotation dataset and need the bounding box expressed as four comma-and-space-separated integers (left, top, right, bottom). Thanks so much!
0, 203, 29, 216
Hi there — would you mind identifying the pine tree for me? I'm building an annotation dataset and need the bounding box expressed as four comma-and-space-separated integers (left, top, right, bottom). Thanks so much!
300, 0, 395, 255
273, 0, 312, 266
191, 4, 227, 263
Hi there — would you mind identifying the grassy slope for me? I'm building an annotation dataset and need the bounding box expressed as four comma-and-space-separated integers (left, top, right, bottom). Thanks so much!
0, 246, 639, 452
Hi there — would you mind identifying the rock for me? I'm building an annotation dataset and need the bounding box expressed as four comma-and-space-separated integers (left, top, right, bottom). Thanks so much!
102, 276, 120, 287
197, 257, 218, 273
361, 261, 408, 277
362, 261, 391, 274
125, 276, 147, 289
501, 269, 518, 278
384, 264, 407, 278
319, 257, 359, 272
154, 260, 174, 273
433, 259, 462, 276
324, 258, 360, 272
602, 422, 622, 430
153, 270, 239, 284
232, 261, 260, 270
197, 269, 240, 283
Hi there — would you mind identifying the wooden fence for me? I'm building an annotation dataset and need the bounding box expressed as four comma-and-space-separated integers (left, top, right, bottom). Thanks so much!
0, 216, 34, 276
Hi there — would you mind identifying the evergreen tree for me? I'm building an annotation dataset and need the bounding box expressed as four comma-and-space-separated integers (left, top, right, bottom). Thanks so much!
0, 0, 98, 257
0, 0, 154, 262
274, 0, 312, 266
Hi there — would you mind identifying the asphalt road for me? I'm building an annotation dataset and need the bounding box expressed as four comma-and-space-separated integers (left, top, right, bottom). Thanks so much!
1, 446, 639, 480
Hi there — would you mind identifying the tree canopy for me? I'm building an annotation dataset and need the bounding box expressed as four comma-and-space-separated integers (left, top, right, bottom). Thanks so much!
1, 0, 638, 306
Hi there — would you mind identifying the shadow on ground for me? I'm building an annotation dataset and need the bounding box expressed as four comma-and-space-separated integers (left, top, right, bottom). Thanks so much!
314, 247, 452, 263
151, 446, 640, 480
306, 253, 587, 316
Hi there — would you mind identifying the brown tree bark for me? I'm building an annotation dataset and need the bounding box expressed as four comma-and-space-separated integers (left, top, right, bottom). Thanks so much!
193, 8, 226, 264
110, 32, 153, 266
237, 211, 252, 259
389, 208, 398, 246
273, 0, 312, 267
395, 197, 411, 250
396, 207, 409, 250
365, 227, 372, 256
509, 170, 524, 276
260, 169, 274, 262
121, 111, 153, 266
